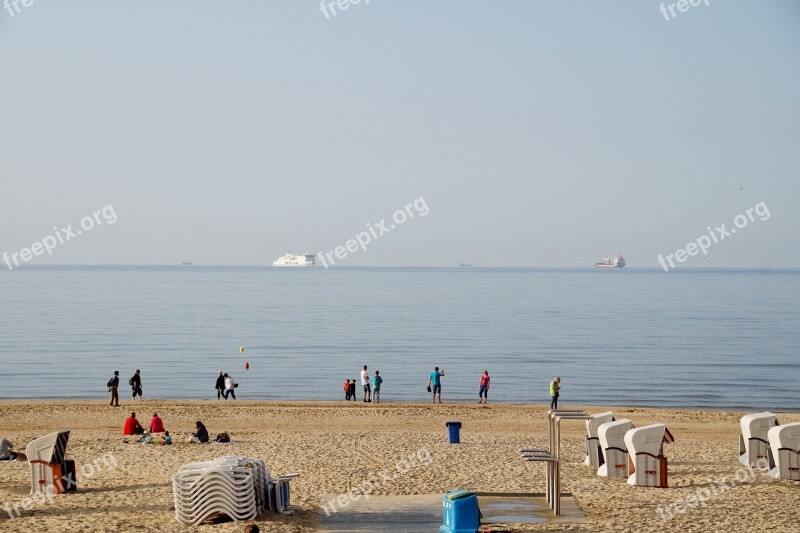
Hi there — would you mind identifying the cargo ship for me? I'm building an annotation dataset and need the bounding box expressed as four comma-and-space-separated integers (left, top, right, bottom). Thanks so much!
594, 255, 625, 268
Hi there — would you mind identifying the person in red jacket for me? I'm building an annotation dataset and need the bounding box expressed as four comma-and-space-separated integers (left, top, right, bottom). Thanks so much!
123, 412, 144, 435
149, 413, 165, 433
344, 379, 352, 400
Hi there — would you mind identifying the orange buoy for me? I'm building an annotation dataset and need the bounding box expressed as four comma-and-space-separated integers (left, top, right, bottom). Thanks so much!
244, 362, 250, 370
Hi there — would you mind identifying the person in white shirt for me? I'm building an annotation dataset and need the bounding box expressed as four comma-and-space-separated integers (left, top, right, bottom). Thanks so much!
360, 365, 371, 402
223, 373, 237, 400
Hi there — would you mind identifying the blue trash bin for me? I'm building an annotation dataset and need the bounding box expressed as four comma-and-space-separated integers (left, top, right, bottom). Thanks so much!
446, 421, 462, 444
440, 488, 480, 533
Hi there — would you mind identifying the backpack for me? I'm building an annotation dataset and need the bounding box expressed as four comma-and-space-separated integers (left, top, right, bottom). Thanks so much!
215, 432, 230, 443
129, 377, 134, 386
107, 378, 114, 387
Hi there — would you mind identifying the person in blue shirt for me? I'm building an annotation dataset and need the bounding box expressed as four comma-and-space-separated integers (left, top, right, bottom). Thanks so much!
428, 367, 445, 403
371, 371, 383, 403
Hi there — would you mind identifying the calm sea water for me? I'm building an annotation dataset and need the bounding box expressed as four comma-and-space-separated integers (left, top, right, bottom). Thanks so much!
0, 266, 798, 410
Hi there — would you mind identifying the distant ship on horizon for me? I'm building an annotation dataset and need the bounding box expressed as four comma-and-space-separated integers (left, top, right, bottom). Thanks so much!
594, 255, 625, 268
273, 252, 316, 266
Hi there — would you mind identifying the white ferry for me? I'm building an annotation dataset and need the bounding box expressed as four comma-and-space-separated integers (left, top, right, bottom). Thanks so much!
594, 255, 625, 268
273, 252, 316, 266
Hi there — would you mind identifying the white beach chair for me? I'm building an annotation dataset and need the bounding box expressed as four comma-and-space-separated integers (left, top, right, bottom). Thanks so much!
584, 411, 615, 468
596, 419, 632, 479
267, 473, 301, 514
767, 422, 800, 481
26, 431, 75, 495
739, 412, 777, 467
624, 424, 673, 487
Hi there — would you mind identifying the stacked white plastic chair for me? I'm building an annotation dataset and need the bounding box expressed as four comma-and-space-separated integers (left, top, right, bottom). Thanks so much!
739, 412, 777, 467
596, 419, 632, 479
767, 422, 800, 481
584, 412, 614, 468
173, 456, 269, 525
624, 424, 674, 487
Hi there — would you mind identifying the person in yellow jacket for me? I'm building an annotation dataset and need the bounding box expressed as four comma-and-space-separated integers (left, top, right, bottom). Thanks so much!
549, 377, 561, 409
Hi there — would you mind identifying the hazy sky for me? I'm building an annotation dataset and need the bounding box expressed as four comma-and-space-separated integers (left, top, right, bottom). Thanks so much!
1, 1, 798, 267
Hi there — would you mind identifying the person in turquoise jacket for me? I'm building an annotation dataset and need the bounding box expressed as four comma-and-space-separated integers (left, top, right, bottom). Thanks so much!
371, 371, 383, 403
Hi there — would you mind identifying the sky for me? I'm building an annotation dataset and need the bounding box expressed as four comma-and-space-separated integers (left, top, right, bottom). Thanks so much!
1, 0, 798, 268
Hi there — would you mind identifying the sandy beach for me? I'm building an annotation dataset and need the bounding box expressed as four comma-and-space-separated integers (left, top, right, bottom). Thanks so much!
0, 400, 797, 532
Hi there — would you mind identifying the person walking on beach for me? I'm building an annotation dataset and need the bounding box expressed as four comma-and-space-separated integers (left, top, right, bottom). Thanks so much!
361, 365, 371, 402
215, 371, 225, 400
223, 373, 237, 400
107, 371, 120, 406
478, 370, 490, 404
349, 379, 356, 401
372, 371, 383, 403
428, 367, 445, 403
130, 369, 142, 400
550, 377, 561, 409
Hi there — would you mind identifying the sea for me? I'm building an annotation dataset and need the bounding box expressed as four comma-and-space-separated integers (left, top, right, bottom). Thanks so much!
1, 266, 798, 411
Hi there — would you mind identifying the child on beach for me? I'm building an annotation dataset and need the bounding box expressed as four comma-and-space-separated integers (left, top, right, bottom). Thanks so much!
372, 371, 383, 403
478, 370, 490, 403
348, 379, 356, 401
164, 431, 172, 445
344, 379, 352, 400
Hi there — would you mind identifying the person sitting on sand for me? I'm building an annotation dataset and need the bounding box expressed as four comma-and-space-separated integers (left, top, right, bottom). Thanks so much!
123, 412, 144, 435
149, 413, 165, 433
164, 431, 172, 445
188, 421, 209, 443
0, 437, 18, 461
344, 379, 352, 401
